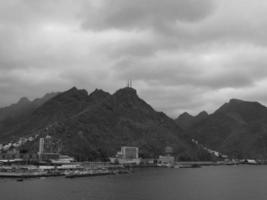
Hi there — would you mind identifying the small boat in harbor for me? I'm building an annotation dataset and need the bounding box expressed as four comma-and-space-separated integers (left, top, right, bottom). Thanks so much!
0, 171, 48, 178
65, 168, 130, 178
174, 164, 201, 169
65, 169, 112, 178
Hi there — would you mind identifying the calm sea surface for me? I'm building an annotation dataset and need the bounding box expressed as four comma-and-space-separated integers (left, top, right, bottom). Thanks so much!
1, 165, 267, 200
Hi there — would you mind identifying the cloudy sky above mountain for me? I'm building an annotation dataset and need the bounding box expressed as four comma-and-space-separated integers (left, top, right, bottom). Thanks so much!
1, 0, 267, 117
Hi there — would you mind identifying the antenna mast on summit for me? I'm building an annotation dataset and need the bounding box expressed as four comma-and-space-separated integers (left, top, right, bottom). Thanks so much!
127, 79, 133, 88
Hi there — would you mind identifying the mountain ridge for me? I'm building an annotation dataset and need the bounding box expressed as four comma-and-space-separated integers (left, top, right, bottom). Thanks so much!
0, 87, 210, 161
3, 88, 267, 160
186, 99, 267, 159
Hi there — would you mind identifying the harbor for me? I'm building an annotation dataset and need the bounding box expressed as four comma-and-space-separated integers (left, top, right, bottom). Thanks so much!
0, 162, 131, 179
0, 138, 264, 180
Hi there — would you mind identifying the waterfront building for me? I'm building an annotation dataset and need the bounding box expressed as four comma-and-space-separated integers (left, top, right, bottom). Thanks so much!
158, 155, 175, 167
140, 158, 156, 165
165, 146, 173, 154
121, 146, 139, 159
110, 146, 141, 165
39, 153, 60, 161
38, 136, 62, 162
39, 138, 45, 155
0, 150, 38, 162
243, 159, 257, 164
157, 146, 175, 167
50, 155, 75, 164
0, 148, 19, 160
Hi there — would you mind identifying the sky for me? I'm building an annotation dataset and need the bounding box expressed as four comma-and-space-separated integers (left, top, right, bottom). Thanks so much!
1, 0, 267, 117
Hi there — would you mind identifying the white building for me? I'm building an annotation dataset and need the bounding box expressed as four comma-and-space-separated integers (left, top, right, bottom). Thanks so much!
157, 155, 175, 167
50, 155, 75, 164
110, 146, 141, 165
38, 138, 45, 155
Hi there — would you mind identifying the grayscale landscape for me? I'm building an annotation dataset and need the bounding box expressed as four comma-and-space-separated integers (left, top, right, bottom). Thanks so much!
0, 1, 267, 200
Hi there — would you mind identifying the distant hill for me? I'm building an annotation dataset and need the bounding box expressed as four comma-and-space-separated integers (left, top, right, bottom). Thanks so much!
0, 92, 58, 137
0, 87, 209, 161
187, 99, 267, 159
0, 93, 58, 122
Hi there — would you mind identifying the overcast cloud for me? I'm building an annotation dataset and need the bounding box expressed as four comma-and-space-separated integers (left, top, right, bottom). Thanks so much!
1, 0, 267, 117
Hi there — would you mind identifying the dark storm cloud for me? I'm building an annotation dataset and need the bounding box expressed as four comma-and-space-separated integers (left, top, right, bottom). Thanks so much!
82, 0, 214, 31
113, 47, 267, 90
0, 0, 80, 25
1, 0, 267, 117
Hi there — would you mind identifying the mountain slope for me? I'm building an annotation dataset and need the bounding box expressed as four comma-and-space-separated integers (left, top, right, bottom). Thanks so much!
0, 92, 58, 139
0, 88, 110, 142
187, 99, 267, 159
0, 93, 58, 122
51, 87, 204, 160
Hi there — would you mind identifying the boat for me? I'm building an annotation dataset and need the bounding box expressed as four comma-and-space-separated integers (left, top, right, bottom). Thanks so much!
65, 169, 113, 178
65, 168, 130, 178
0, 171, 48, 178
174, 164, 201, 168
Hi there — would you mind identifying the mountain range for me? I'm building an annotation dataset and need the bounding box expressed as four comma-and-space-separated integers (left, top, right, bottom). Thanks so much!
0, 87, 209, 161
2, 87, 267, 160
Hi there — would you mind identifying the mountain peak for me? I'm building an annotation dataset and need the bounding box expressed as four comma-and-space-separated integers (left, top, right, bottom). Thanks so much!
227, 98, 264, 106
115, 87, 137, 95
196, 111, 208, 118
113, 87, 138, 101
90, 88, 109, 96
60, 87, 88, 99
218, 98, 265, 112
215, 98, 267, 123
17, 97, 30, 105
229, 98, 245, 104
89, 89, 110, 101
69, 86, 78, 91
177, 112, 193, 120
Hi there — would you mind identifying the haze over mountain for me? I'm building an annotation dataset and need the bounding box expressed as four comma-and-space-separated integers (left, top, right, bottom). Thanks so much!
0, 87, 209, 161
0, 93, 58, 122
